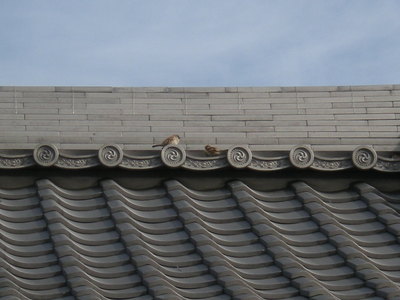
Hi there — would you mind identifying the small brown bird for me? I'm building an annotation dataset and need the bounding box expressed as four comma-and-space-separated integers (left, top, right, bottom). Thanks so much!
204, 144, 221, 156
152, 134, 180, 148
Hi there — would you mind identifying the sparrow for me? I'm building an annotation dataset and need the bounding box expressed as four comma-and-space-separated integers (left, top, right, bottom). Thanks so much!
204, 144, 221, 156
152, 134, 180, 148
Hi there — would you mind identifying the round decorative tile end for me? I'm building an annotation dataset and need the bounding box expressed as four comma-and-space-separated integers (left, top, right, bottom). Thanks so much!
289, 145, 314, 169
98, 144, 123, 167
161, 144, 186, 168
352, 146, 377, 170
34, 144, 59, 167
227, 145, 252, 169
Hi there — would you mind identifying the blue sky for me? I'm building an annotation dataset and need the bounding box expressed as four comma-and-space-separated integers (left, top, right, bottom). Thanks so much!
0, 0, 399, 87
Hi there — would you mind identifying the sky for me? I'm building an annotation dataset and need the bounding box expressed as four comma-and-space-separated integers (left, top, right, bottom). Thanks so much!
0, 0, 399, 87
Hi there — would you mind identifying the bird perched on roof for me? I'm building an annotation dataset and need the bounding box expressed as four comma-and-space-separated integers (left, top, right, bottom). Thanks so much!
152, 134, 180, 148
204, 144, 221, 156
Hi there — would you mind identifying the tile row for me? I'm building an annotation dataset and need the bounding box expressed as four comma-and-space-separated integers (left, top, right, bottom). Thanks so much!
0, 179, 399, 299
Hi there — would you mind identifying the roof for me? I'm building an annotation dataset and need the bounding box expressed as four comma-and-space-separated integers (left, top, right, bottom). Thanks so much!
1, 178, 399, 299
0, 143, 399, 172
0, 84, 399, 152
0, 85, 399, 299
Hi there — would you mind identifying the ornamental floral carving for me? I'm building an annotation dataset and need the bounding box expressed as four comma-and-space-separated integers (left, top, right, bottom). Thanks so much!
289, 145, 314, 169
352, 146, 377, 170
227, 145, 252, 168
183, 157, 227, 170
33, 144, 59, 167
161, 145, 186, 168
312, 158, 352, 170
374, 159, 400, 172
56, 157, 98, 169
250, 158, 290, 170
120, 157, 162, 169
0, 156, 34, 168
98, 144, 123, 167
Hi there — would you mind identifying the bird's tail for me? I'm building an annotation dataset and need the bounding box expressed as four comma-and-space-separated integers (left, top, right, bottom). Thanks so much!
152, 144, 162, 148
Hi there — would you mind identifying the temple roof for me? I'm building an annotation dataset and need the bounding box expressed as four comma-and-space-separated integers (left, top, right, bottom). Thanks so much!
1, 84, 399, 172
1, 178, 400, 299
0, 143, 399, 172
1, 85, 399, 299
0, 84, 399, 152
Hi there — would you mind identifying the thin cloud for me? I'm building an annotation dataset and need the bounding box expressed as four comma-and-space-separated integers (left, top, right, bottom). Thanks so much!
0, 0, 399, 86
